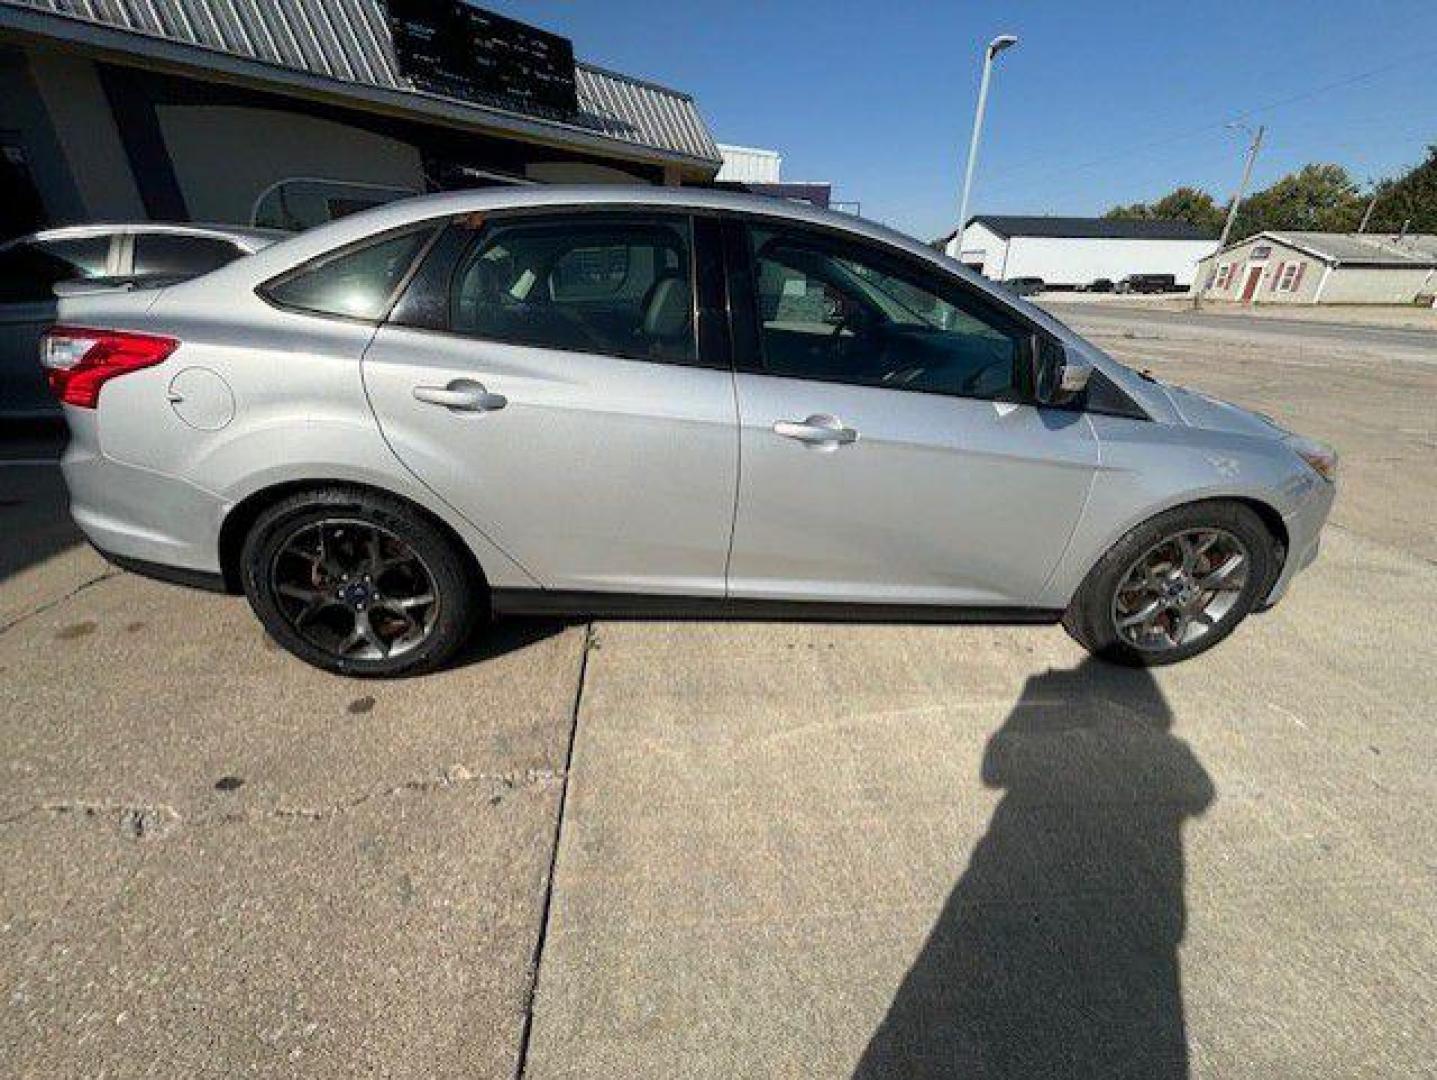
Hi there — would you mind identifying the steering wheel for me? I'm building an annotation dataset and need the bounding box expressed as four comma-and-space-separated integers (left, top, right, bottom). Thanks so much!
826, 297, 857, 339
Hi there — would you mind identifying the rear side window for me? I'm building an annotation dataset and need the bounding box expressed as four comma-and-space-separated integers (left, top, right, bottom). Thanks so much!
133, 233, 243, 278
394, 213, 696, 363
0, 235, 110, 303
261, 226, 434, 321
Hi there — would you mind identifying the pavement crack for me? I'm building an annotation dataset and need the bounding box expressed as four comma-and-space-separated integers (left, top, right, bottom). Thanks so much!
515, 621, 593, 1080
268, 765, 565, 821
2, 800, 181, 840
0, 767, 564, 836
0, 567, 122, 637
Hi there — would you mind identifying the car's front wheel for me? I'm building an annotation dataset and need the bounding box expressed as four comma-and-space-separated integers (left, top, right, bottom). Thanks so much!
240, 488, 480, 677
1062, 501, 1279, 666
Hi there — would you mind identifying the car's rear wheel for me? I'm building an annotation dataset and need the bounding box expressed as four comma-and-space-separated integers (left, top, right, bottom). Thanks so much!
240, 488, 479, 677
1062, 501, 1277, 666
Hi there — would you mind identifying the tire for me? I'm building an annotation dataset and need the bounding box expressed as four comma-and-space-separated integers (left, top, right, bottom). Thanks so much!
239, 487, 481, 677
1062, 500, 1278, 667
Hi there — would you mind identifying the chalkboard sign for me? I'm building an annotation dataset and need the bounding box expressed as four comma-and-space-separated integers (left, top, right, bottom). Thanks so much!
385, 0, 579, 117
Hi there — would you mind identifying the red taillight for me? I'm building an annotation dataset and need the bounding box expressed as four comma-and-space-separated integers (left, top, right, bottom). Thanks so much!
40, 326, 179, 409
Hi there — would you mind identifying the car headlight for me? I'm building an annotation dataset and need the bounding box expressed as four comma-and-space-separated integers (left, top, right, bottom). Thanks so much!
1283, 434, 1338, 483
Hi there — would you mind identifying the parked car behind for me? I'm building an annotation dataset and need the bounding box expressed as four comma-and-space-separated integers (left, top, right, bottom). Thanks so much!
1081, 278, 1115, 293
1116, 273, 1177, 294
1, 223, 282, 417
44, 187, 1335, 676
1001, 276, 1045, 297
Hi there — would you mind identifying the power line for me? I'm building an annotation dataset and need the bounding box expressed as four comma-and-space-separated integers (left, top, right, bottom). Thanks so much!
982, 48, 1437, 195
1226, 51, 1437, 127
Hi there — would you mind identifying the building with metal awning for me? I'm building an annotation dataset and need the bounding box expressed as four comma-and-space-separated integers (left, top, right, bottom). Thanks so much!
0, 0, 722, 238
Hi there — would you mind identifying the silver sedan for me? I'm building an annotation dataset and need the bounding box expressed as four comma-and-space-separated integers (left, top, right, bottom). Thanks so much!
43, 187, 1336, 675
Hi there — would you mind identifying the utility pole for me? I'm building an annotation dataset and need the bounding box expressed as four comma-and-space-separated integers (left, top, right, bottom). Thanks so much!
1195, 123, 1264, 310
1357, 190, 1379, 233
954, 34, 1018, 260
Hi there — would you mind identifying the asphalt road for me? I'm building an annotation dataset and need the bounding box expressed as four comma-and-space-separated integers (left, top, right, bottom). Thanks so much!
1042, 300, 1437, 364
2, 309, 1435, 1078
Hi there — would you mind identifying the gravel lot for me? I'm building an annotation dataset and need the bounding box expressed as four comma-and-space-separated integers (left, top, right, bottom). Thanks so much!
2, 306, 1434, 1078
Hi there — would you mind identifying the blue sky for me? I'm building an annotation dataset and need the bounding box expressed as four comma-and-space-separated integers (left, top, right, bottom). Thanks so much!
483, 1, 1437, 241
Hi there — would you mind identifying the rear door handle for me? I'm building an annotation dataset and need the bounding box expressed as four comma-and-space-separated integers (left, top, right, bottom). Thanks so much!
773, 414, 859, 447
412, 379, 507, 413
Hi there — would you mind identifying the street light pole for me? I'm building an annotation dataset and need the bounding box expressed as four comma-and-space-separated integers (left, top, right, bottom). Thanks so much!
954, 34, 1018, 262
1196, 122, 1264, 309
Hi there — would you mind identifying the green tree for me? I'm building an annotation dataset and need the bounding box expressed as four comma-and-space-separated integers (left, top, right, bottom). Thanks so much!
1230, 163, 1364, 239
1103, 187, 1222, 231
1149, 187, 1225, 232
1104, 202, 1154, 220
1366, 144, 1437, 234
1103, 148, 1437, 246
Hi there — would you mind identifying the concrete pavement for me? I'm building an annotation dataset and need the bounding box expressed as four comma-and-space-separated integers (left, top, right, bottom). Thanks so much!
522, 526, 1436, 1078
3, 307, 1436, 1077
1, 482, 585, 1077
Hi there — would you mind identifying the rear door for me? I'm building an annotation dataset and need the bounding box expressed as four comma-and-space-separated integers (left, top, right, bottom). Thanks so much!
722, 218, 1098, 608
362, 210, 738, 596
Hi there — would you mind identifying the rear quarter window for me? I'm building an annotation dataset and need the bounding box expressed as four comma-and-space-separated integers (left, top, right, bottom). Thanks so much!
260, 226, 434, 321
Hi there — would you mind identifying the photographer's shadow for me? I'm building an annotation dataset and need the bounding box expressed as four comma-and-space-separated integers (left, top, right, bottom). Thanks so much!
855, 657, 1214, 1079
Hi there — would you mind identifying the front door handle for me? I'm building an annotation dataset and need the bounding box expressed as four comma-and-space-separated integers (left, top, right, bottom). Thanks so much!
773, 414, 859, 447
412, 379, 507, 413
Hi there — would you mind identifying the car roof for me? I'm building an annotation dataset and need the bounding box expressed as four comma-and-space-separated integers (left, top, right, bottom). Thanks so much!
6, 222, 287, 252
247, 185, 947, 270
187, 183, 1090, 346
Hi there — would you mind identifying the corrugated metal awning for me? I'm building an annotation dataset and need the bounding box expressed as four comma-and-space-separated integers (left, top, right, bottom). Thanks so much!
0, 0, 721, 168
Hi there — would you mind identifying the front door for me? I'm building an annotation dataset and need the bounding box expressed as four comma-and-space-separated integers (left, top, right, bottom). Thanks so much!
723, 220, 1098, 607
363, 211, 738, 596
1239, 264, 1263, 302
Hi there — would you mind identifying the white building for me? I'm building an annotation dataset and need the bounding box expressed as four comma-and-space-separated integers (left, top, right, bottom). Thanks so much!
1195, 231, 1437, 305
942, 216, 1218, 289
716, 144, 783, 184
715, 142, 835, 210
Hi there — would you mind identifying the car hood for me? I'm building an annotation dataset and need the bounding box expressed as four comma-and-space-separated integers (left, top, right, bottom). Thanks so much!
1159, 381, 1282, 438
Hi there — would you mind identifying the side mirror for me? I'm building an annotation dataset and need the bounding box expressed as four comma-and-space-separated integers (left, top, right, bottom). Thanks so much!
1028, 335, 1092, 405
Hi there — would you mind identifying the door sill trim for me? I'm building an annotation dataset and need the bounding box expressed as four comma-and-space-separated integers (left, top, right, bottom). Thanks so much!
490, 588, 1062, 625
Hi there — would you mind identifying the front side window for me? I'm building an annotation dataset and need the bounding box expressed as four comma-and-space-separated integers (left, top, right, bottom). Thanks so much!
0, 235, 110, 303
262, 226, 434, 321
748, 226, 1025, 401
133, 233, 243, 278
433, 214, 696, 363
